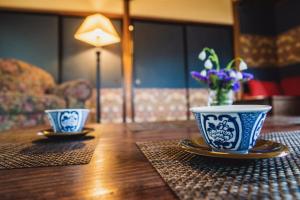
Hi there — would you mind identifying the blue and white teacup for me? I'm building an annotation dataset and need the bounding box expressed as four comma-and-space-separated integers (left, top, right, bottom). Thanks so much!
45, 109, 90, 133
191, 105, 271, 154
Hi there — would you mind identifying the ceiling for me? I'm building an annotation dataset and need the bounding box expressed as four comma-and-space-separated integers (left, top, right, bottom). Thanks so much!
0, 0, 233, 24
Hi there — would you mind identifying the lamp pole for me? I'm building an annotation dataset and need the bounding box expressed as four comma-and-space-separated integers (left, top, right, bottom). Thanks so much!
96, 50, 101, 123
74, 14, 120, 123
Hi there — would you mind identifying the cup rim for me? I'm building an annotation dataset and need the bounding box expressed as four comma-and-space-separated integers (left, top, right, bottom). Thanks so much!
45, 109, 90, 113
190, 105, 272, 113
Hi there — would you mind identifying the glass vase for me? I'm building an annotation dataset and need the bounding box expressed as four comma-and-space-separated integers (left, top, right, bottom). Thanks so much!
208, 89, 234, 106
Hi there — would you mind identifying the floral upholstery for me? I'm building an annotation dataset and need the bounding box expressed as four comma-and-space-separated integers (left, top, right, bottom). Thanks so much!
0, 59, 55, 95
0, 58, 92, 131
54, 79, 92, 108
0, 113, 48, 132
0, 92, 65, 114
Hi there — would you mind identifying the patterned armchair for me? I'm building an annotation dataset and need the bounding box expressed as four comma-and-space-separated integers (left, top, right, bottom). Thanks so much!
0, 58, 93, 131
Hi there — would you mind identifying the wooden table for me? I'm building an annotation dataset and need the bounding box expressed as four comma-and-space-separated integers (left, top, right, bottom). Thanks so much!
1, 117, 300, 199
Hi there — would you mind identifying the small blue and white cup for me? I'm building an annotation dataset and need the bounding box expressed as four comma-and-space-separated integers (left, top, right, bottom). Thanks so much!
45, 109, 90, 133
191, 105, 271, 154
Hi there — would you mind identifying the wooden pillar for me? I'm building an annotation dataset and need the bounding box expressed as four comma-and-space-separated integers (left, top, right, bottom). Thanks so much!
122, 0, 134, 122
232, 0, 243, 100
232, 0, 241, 58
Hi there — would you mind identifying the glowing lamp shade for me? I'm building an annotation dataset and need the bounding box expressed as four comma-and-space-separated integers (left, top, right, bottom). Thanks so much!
74, 14, 120, 47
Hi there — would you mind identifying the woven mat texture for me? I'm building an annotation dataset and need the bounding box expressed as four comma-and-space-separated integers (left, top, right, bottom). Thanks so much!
137, 131, 300, 200
0, 135, 97, 169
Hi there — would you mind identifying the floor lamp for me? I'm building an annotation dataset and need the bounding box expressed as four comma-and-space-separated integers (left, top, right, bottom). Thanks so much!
74, 14, 120, 123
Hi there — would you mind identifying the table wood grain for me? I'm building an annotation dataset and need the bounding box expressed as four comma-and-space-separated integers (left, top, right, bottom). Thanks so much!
0, 117, 300, 200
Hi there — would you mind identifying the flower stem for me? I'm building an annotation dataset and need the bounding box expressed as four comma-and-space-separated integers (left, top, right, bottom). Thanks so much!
203, 47, 220, 71
211, 89, 232, 106
226, 57, 244, 70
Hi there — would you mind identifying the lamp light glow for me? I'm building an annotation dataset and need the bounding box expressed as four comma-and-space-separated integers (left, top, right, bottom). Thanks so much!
74, 14, 120, 47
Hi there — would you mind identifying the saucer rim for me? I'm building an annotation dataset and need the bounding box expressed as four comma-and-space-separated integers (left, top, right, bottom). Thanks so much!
39, 127, 94, 137
179, 137, 289, 159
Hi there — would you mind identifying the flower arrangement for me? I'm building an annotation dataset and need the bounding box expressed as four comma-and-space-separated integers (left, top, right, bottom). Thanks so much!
191, 47, 253, 105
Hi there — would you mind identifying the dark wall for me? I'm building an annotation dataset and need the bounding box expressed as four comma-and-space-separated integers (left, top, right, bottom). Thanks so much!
187, 25, 233, 88
0, 12, 59, 81
133, 21, 185, 88
275, 0, 300, 34
239, 0, 300, 37
133, 21, 233, 89
238, 0, 276, 36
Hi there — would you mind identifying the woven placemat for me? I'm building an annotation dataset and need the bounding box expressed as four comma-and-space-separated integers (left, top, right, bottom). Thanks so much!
137, 131, 300, 199
0, 135, 98, 169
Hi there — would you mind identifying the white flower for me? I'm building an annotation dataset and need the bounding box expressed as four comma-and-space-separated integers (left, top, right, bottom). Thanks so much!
204, 59, 213, 69
229, 71, 237, 78
200, 70, 207, 77
239, 60, 247, 71
198, 50, 206, 61
236, 72, 243, 80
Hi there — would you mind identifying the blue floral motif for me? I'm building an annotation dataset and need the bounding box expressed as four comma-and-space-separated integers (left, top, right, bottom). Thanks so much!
202, 114, 240, 150
207, 120, 234, 144
59, 111, 79, 132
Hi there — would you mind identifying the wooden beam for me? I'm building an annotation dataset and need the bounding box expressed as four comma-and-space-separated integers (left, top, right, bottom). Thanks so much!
122, 0, 134, 122
131, 16, 232, 27
0, 7, 122, 19
0, 7, 234, 27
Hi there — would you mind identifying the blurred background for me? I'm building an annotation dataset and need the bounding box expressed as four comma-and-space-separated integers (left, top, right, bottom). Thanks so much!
0, 0, 299, 131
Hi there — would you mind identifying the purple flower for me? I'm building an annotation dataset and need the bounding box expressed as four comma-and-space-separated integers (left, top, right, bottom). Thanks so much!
232, 81, 240, 92
208, 69, 228, 80
242, 72, 254, 81
224, 76, 235, 83
217, 71, 227, 79
207, 69, 218, 76
191, 71, 208, 82
219, 70, 234, 82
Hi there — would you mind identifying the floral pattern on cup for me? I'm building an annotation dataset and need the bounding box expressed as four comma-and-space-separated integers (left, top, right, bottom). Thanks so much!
59, 111, 80, 132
